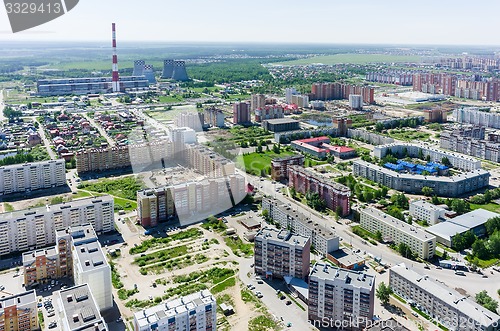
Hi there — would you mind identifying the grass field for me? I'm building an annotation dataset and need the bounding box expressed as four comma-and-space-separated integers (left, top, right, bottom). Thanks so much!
278, 53, 423, 65
146, 104, 197, 122
470, 202, 500, 213
235, 151, 296, 175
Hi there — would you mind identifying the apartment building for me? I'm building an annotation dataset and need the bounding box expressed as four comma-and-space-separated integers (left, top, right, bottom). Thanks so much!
454, 107, 500, 129
76, 140, 175, 174
291, 94, 309, 108
58, 284, 109, 331
440, 131, 500, 163
0, 290, 38, 331
365, 71, 413, 86
254, 227, 310, 279
23, 246, 61, 286
254, 105, 284, 122
0, 196, 114, 256
390, 263, 500, 331
204, 107, 225, 128
137, 175, 246, 227
251, 94, 266, 110
360, 207, 436, 260
311, 82, 375, 104
185, 144, 235, 178
308, 263, 375, 330
0, 159, 65, 195
409, 200, 446, 225
373, 143, 481, 171
133, 290, 216, 331
175, 112, 204, 132
233, 101, 251, 124
270, 154, 304, 181
353, 160, 489, 197
288, 165, 350, 216
262, 197, 339, 255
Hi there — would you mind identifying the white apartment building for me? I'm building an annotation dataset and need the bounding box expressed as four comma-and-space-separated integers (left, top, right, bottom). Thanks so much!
58, 284, 109, 331
360, 207, 436, 260
0, 159, 65, 195
409, 200, 447, 225
308, 263, 375, 330
65, 225, 113, 311
390, 263, 500, 331
262, 197, 339, 255
285, 88, 297, 104
254, 227, 311, 279
0, 196, 114, 256
134, 290, 216, 331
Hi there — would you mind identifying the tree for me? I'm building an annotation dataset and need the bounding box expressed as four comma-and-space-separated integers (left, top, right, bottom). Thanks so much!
363, 191, 374, 202
485, 217, 500, 236
452, 230, 476, 251
375, 122, 384, 132
261, 209, 269, 220
398, 243, 415, 259
289, 187, 297, 200
431, 195, 440, 205
335, 206, 343, 219
451, 199, 468, 214
376, 282, 392, 306
391, 193, 409, 209
472, 239, 489, 260
375, 230, 383, 242
418, 149, 424, 160
272, 144, 280, 154
441, 157, 451, 167
305, 192, 326, 212
476, 290, 499, 313
256, 142, 263, 153
488, 231, 500, 257
421, 186, 434, 196
240, 141, 248, 148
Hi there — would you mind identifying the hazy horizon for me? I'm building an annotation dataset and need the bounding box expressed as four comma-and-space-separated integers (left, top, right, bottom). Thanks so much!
1, 0, 500, 46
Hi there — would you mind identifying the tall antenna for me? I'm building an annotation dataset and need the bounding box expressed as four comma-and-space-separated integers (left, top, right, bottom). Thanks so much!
112, 23, 120, 93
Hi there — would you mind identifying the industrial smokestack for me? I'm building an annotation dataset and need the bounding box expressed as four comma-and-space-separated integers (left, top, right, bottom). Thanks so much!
143, 64, 156, 84
111, 23, 120, 92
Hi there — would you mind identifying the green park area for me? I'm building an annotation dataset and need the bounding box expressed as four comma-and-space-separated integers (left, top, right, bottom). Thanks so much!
279, 53, 422, 65
236, 150, 296, 176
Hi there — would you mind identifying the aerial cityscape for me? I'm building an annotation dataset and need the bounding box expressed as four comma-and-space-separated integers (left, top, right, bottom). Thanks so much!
0, 1, 500, 331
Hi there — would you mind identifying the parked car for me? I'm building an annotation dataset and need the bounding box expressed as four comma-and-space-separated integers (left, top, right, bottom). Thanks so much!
48, 321, 57, 329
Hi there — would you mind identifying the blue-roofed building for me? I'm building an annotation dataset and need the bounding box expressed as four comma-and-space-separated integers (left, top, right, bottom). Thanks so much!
397, 160, 416, 170
426, 162, 449, 175
384, 163, 404, 171
415, 164, 437, 175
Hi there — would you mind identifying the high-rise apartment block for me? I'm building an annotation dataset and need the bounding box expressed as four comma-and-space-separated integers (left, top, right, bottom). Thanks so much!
288, 165, 350, 216
270, 154, 304, 181
137, 175, 246, 227
23, 224, 113, 311
291, 94, 309, 108
0, 290, 39, 331
233, 101, 251, 124
185, 144, 235, 178
175, 112, 204, 132
454, 107, 500, 129
262, 197, 339, 255
285, 88, 298, 103
308, 263, 375, 330
441, 130, 500, 163
204, 107, 225, 128
58, 284, 109, 331
1, 196, 114, 256
0, 159, 66, 196
311, 82, 375, 104
76, 140, 175, 174
390, 263, 500, 331
251, 94, 266, 110
349, 94, 363, 110
254, 227, 311, 279
133, 290, 216, 331
365, 71, 413, 86
360, 207, 436, 259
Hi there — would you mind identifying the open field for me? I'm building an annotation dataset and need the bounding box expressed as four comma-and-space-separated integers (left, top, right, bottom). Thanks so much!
145, 104, 198, 122
278, 53, 423, 65
235, 150, 296, 175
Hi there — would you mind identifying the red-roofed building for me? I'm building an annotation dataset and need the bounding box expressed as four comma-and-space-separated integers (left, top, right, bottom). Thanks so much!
291, 136, 357, 159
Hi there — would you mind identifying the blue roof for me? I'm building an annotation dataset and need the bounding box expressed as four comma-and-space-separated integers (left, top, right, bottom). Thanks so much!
397, 160, 416, 169
384, 163, 404, 171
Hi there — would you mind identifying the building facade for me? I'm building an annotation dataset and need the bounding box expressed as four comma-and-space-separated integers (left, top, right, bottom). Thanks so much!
137, 175, 246, 227
360, 207, 436, 260
0, 290, 38, 331
270, 155, 304, 181
254, 105, 284, 122
440, 130, 500, 163
308, 263, 375, 330
133, 290, 216, 331
175, 112, 204, 132
251, 94, 266, 110
204, 107, 225, 128
288, 165, 350, 216
353, 160, 489, 197
262, 197, 339, 255
233, 102, 251, 124
390, 263, 500, 331
409, 200, 447, 225
254, 227, 310, 279
0, 159, 66, 196
1, 196, 114, 256
311, 82, 375, 104
261, 118, 300, 132
37, 76, 149, 96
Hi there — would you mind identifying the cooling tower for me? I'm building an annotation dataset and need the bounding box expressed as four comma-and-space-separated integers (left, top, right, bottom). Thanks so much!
161, 59, 175, 79
143, 64, 156, 84
172, 61, 189, 81
133, 60, 145, 76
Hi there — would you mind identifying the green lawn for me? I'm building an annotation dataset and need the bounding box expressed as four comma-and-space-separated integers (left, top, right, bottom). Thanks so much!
278, 53, 423, 65
113, 197, 137, 212
235, 151, 296, 175
387, 130, 431, 141
470, 203, 500, 213
158, 95, 185, 103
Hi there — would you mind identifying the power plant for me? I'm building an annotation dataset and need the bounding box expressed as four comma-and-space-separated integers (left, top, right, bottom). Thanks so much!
161, 59, 175, 79
161, 59, 189, 81
133, 60, 145, 76
143, 64, 157, 84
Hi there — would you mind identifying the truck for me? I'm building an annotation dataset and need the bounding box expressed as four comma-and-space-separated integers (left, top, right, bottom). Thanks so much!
226, 228, 236, 235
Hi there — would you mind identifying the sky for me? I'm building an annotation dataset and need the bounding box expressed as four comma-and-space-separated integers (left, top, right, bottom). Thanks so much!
0, 0, 499, 45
